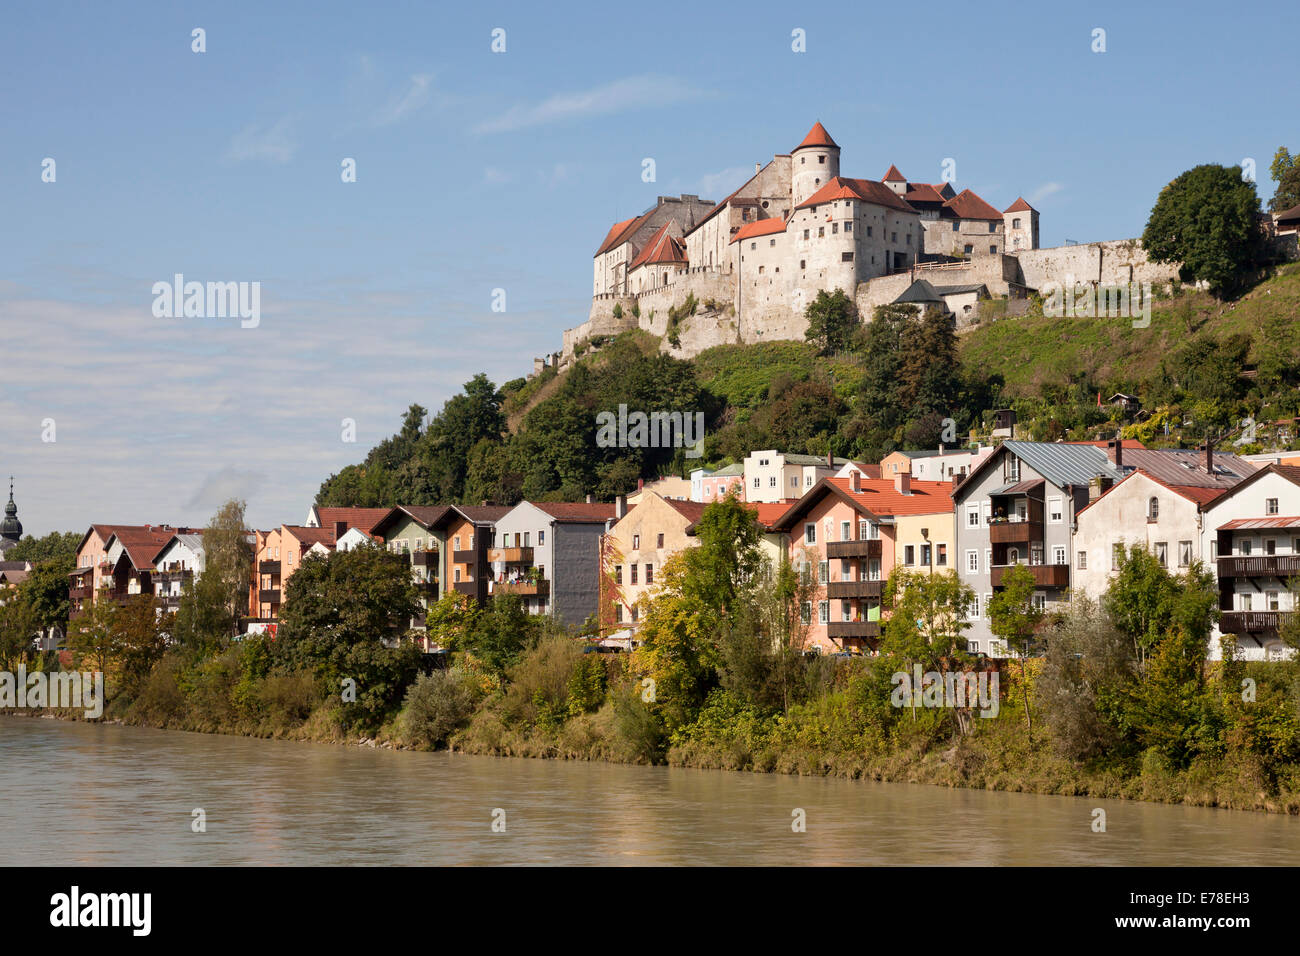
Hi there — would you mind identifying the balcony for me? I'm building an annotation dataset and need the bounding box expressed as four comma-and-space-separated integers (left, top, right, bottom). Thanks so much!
259, 560, 281, 575
827, 621, 881, 640
990, 563, 1069, 588
411, 550, 437, 567
496, 578, 549, 597
826, 539, 882, 559
452, 549, 478, 566
488, 547, 534, 564
988, 519, 1043, 545
69, 586, 94, 601
827, 579, 883, 599
1220, 611, 1293, 634
1217, 555, 1300, 579
453, 580, 478, 597
258, 589, 281, 605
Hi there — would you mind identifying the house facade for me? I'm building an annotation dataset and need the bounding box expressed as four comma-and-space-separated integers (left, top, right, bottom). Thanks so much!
491, 501, 616, 625
602, 493, 706, 628
742, 450, 849, 504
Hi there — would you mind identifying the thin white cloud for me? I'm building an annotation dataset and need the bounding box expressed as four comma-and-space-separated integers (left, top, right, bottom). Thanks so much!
698, 165, 752, 199
374, 73, 434, 126
475, 74, 707, 134
1030, 181, 1064, 203
225, 117, 297, 164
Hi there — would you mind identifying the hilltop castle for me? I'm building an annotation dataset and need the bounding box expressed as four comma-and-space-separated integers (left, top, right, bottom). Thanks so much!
558, 122, 1171, 363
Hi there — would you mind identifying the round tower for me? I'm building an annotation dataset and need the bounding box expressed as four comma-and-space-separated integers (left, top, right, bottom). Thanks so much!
791, 122, 840, 207
0, 479, 21, 554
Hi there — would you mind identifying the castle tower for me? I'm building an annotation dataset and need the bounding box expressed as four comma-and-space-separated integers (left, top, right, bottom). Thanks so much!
791, 122, 840, 207
1003, 197, 1040, 251
882, 164, 908, 196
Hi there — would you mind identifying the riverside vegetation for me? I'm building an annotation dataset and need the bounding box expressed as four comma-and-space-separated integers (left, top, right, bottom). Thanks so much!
6, 495, 1300, 815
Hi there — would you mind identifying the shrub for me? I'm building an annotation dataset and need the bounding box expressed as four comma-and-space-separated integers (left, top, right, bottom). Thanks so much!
398, 668, 484, 750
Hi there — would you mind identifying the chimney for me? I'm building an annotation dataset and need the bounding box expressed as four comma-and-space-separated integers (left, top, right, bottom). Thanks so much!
333, 520, 346, 540
895, 473, 911, 495
755, 162, 761, 175
827, 451, 833, 467
1109, 434, 1123, 470
1205, 439, 1214, 474
637, 477, 644, 491
938, 442, 945, 455
585, 494, 594, 504
849, 470, 861, 493
480, 499, 494, 507
615, 495, 627, 519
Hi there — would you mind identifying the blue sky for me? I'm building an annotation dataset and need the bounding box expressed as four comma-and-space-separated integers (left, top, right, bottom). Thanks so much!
3, 0, 1297, 534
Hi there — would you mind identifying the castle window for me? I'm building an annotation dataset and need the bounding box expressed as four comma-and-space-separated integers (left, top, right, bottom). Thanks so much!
800, 260, 806, 269
801, 157, 805, 164
891, 233, 897, 242
803, 229, 809, 239
906, 234, 911, 244
758, 265, 764, 274
841, 252, 853, 262
832, 223, 838, 234
815, 178, 820, 186
952, 221, 959, 231
989, 245, 997, 254
989, 222, 997, 233
866, 226, 872, 237
750, 242, 756, 250
964, 244, 973, 254
762, 200, 769, 208
844, 222, 852, 233
819, 155, 825, 164
770, 238, 776, 247
1013, 218, 1022, 228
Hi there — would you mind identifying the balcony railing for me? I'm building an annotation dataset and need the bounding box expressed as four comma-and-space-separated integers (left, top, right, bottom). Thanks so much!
488, 547, 534, 564
453, 580, 478, 597
827, 579, 883, 599
988, 520, 1043, 545
496, 579, 549, 597
1217, 555, 1300, 579
259, 560, 281, 574
411, 550, 437, 567
452, 549, 478, 566
1219, 611, 1293, 633
258, 589, 281, 605
827, 621, 881, 640
826, 539, 883, 559
991, 563, 1069, 588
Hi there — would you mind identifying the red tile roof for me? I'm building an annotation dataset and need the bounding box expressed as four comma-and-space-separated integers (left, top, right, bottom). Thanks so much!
827, 477, 954, 515
533, 502, 617, 523
629, 221, 687, 269
942, 189, 1003, 221
1004, 196, 1036, 213
594, 216, 640, 256
1220, 516, 1300, 531
883, 164, 907, 182
729, 217, 789, 244
284, 525, 338, 548
315, 508, 393, 534
664, 499, 710, 523
795, 177, 916, 214
747, 502, 791, 530
110, 527, 184, 570
796, 122, 838, 150
904, 182, 948, 204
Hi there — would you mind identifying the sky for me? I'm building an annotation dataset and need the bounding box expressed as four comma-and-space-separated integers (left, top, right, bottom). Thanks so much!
2, 0, 1298, 535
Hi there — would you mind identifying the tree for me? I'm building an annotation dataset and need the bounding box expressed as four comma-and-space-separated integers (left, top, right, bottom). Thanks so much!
803, 288, 859, 355
880, 569, 975, 728
0, 593, 38, 670
987, 562, 1044, 737
172, 499, 253, 657
462, 593, 535, 674
1103, 545, 1217, 670
19, 556, 73, 639
1268, 147, 1300, 214
8, 531, 80, 564
424, 591, 481, 650
677, 493, 763, 626
1141, 164, 1264, 297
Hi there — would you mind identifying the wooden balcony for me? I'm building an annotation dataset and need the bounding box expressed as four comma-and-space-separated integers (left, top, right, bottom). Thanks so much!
452, 549, 478, 566
826, 539, 882, 559
488, 546, 534, 564
453, 580, 478, 597
990, 563, 1069, 588
411, 550, 437, 567
827, 621, 881, 640
827, 579, 883, 599
1219, 611, 1293, 634
258, 589, 281, 605
259, 560, 281, 575
1217, 555, 1300, 579
496, 579, 549, 597
988, 519, 1043, 545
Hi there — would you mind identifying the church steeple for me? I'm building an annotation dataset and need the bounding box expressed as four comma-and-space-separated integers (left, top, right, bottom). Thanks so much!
1, 477, 22, 549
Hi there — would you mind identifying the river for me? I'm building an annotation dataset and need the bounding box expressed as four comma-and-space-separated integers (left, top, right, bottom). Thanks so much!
1, 717, 1295, 865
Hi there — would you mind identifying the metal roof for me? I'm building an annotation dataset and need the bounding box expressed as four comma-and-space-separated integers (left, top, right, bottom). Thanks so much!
1002, 441, 1124, 488
1117, 448, 1255, 489
1219, 516, 1300, 531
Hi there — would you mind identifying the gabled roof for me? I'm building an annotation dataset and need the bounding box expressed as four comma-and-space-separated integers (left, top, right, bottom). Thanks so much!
796, 177, 917, 214
1202, 463, 1300, 513
1220, 516, 1300, 531
594, 215, 645, 256
314, 507, 393, 535
941, 189, 1003, 221
1117, 447, 1256, 489
371, 505, 452, 538
532, 501, 618, 523
882, 164, 907, 182
1004, 197, 1036, 214
706, 463, 745, 477
1075, 469, 1227, 517
455, 505, 514, 524
903, 182, 950, 204
663, 498, 709, 523
629, 221, 688, 269
729, 217, 789, 244
78, 523, 153, 555
781, 452, 852, 467
771, 477, 954, 531
894, 279, 944, 304
283, 525, 338, 549
106, 527, 180, 571
958, 441, 1124, 500
1273, 202, 1300, 223
795, 122, 838, 150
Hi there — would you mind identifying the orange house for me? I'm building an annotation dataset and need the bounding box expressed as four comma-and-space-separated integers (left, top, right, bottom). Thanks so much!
773, 472, 955, 653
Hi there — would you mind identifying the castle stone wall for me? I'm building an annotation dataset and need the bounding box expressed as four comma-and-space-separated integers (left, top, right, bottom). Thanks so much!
1012, 239, 1180, 290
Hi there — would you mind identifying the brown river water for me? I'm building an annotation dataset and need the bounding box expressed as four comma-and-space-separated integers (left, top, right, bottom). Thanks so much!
1, 717, 1295, 865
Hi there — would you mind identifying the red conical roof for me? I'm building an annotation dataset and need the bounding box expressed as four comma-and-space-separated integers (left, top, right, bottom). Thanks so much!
795, 122, 838, 150
882, 164, 907, 182
1003, 196, 1036, 213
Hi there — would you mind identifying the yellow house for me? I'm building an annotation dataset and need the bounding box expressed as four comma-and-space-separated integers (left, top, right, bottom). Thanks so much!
601, 492, 706, 628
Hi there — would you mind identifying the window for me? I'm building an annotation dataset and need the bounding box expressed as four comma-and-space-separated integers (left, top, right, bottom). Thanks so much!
1048, 497, 1063, 523
842, 602, 852, 622
818, 561, 829, 584
630, 565, 638, 585
800, 259, 806, 269
1112, 544, 1124, 570
832, 222, 838, 234
1179, 541, 1193, 567
769, 238, 776, 247
1077, 551, 1087, 570
1013, 218, 1021, 228
523, 532, 531, 547
1053, 546, 1066, 565
989, 222, 997, 233
806, 475, 813, 486
866, 226, 872, 237
818, 155, 825, 164
632, 534, 640, 550
989, 245, 997, 254
454, 568, 461, 582
1268, 591, 1280, 611
1240, 539, 1252, 556
967, 505, 981, 527
803, 229, 809, 239
841, 558, 850, 578
904, 545, 916, 566
614, 565, 622, 584
791, 476, 799, 488
967, 550, 979, 573
968, 594, 981, 620
657, 533, 664, 548
818, 227, 825, 238
936, 544, 947, 566
753, 477, 760, 488
964, 244, 973, 254
1267, 497, 1279, 515
750, 242, 756, 250
841, 521, 851, 541
818, 601, 829, 625
1148, 497, 1159, 521
920, 544, 932, 566
1266, 538, 1277, 555
758, 265, 765, 274
1032, 593, 1047, 610
453, 536, 461, 551
841, 251, 854, 262
1006, 457, 1020, 481
645, 564, 653, 585
769, 476, 777, 487
1241, 592, 1253, 612
844, 222, 852, 233
805, 523, 817, 544
630, 605, 638, 622
859, 519, 869, 540
967, 640, 981, 654
1211, 541, 1218, 560
1155, 542, 1168, 568
615, 604, 623, 623
800, 602, 811, 624
951, 222, 959, 232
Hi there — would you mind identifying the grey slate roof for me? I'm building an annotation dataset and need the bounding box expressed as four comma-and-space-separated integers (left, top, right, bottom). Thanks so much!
1002, 441, 1125, 488
894, 280, 944, 304
1117, 448, 1256, 489
782, 453, 851, 467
